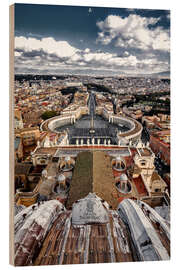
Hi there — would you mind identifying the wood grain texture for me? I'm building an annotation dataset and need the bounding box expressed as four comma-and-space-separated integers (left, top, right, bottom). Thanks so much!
9, 4, 14, 266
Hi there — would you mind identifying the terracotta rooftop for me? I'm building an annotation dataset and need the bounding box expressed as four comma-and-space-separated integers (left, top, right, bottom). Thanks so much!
14, 109, 22, 120
18, 126, 39, 132
151, 171, 164, 183
138, 148, 152, 157
33, 147, 57, 156
15, 163, 32, 175
34, 210, 133, 265
133, 164, 141, 174
133, 175, 148, 196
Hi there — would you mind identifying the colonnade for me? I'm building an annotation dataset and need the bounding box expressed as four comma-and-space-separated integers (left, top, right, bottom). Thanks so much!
75, 138, 112, 146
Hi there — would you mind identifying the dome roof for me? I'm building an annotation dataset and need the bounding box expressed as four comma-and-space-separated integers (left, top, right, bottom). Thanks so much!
14, 200, 65, 266
119, 173, 128, 181
116, 156, 124, 162
14, 204, 26, 216
14, 196, 170, 266
112, 156, 126, 171
115, 156, 126, 165
65, 156, 71, 162
118, 199, 170, 261
72, 193, 109, 225
42, 169, 47, 177
59, 156, 75, 171
58, 174, 66, 182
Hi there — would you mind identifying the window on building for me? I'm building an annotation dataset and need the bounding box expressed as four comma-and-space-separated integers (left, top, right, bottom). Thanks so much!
140, 160, 146, 166
40, 160, 46, 164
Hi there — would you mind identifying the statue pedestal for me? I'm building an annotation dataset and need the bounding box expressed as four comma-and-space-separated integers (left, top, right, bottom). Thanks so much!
89, 129, 95, 134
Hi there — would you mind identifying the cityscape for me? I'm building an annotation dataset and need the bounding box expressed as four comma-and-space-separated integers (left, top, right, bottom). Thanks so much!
12, 3, 170, 266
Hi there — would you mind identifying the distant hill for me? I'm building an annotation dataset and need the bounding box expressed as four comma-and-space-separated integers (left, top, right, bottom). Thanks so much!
149, 71, 170, 78
126, 71, 170, 78
15, 70, 170, 80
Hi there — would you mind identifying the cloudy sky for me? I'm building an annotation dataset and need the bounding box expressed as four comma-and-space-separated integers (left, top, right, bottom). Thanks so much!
14, 4, 170, 75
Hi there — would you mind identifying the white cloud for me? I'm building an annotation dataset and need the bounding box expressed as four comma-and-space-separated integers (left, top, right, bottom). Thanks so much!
84, 48, 90, 53
96, 14, 170, 52
151, 31, 170, 51
83, 52, 113, 63
14, 35, 169, 75
15, 36, 79, 58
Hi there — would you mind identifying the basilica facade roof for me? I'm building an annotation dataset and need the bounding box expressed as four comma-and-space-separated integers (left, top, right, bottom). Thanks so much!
14, 195, 170, 266
66, 151, 118, 209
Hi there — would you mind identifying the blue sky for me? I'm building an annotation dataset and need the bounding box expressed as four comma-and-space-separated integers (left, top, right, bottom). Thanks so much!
14, 3, 170, 75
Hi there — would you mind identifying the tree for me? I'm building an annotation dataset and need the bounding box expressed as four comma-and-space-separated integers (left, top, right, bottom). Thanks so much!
41, 110, 57, 120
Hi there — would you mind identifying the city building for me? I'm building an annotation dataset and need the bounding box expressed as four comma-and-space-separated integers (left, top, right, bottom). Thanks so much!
12, 76, 171, 266
150, 130, 170, 166
14, 109, 23, 129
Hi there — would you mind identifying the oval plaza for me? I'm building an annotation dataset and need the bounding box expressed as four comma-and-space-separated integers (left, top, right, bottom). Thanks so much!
41, 92, 142, 147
